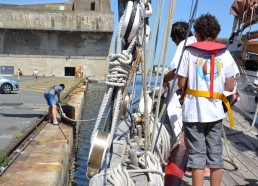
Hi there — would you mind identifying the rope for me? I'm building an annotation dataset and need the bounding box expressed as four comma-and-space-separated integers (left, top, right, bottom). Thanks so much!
89, 2, 141, 168
147, 0, 161, 88
150, 0, 168, 103
152, 0, 198, 154
97, 162, 164, 186
138, 151, 164, 185
58, 104, 105, 123
149, 115, 171, 164
151, 0, 177, 153
221, 125, 239, 169
122, 47, 143, 101
90, 87, 113, 144
129, 72, 137, 108
91, 13, 125, 145
227, 101, 258, 135
107, 164, 135, 186
141, 24, 151, 162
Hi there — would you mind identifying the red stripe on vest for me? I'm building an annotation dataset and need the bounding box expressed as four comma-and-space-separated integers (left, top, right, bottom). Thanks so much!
210, 54, 215, 98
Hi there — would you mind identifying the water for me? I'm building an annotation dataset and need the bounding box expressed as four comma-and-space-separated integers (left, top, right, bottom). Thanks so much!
72, 75, 163, 186
129, 75, 162, 101
72, 83, 106, 186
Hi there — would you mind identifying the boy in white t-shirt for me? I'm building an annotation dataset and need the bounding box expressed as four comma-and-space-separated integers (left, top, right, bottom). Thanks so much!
177, 14, 239, 186
163, 21, 210, 179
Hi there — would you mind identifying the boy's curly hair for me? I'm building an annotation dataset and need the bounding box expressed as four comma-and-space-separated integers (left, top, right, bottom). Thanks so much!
171, 21, 193, 42
194, 13, 221, 41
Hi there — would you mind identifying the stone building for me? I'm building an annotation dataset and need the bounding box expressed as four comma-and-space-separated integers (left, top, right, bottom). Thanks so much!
0, 0, 114, 77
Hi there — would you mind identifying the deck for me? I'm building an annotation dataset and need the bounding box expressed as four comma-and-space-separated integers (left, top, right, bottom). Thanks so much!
181, 106, 258, 186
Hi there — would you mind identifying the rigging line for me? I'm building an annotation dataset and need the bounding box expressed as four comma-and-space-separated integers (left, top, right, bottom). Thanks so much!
90, 13, 126, 144
227, 101, 258, 136
149, 0, 166, 102
142, 19, 151, 159
221, 124, 239, 169
122, 47, 142, 102
150, 0, 177, 152
58, 104, 105, 122
146, 0, 161, 88
152, 0, 199, 153
188, 0, 197, 22
147, 21, 160, 88
248, 4, 258, 38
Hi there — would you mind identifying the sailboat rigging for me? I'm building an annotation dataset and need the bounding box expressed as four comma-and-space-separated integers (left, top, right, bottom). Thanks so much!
85, 0, 258, 185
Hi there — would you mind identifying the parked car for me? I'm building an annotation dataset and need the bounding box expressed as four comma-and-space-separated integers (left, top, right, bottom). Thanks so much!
0, 76, 19, 94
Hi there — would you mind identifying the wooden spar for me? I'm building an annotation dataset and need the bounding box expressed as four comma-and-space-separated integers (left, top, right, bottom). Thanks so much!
242, 30, 258, 40
246, 40, 258, 54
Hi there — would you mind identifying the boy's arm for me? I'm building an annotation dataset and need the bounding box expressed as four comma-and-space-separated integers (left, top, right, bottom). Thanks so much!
163, 69, 176, 88
224, 76, 235, 92
177, 75, 187, 89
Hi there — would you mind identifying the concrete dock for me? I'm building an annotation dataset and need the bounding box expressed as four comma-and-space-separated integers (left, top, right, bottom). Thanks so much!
0, 76, 87, 185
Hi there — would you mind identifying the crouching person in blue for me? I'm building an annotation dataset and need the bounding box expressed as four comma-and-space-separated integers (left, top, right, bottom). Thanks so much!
177, 13, 239, 186
44, 84, 65, 125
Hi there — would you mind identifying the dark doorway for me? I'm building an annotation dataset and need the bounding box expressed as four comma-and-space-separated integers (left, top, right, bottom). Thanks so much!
91, 2, 95, 11
65, 67, 75, 76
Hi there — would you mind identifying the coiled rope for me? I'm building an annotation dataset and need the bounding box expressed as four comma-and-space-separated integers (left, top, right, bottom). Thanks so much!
105, 151, 164, 186
138, 151, 164, 186
149, 115, 171, 165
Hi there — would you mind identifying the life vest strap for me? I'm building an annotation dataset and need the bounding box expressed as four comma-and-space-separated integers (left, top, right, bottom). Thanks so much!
185, 88, 234, 128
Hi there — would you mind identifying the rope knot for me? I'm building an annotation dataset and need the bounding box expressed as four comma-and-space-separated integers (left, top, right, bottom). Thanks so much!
106, 50, 133, 87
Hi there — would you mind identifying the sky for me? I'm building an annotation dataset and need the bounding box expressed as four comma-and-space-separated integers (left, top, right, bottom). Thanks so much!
110, 0, 256, 67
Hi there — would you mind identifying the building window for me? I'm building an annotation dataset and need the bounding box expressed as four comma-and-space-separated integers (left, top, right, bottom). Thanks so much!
91, 2, 95, 11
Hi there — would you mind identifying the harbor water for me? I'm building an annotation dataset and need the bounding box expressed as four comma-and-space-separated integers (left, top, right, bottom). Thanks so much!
72, 75, 164, 185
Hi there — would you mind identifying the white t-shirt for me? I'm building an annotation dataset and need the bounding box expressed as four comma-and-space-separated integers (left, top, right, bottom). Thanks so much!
167, 36, 197, 125
45, 85, 63, 95
34, 70, 38, 76
178, 46, 239, 122
170, 36, 197, 71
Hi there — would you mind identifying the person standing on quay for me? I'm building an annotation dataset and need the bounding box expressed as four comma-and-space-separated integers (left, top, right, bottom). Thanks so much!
33, 69, 39, 80
17, 68, 22, 81
177, 13, 239, 186
44, 84, 65, 125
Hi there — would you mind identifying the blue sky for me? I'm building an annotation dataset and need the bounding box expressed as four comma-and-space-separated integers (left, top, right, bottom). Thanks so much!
110, 0, 255, 66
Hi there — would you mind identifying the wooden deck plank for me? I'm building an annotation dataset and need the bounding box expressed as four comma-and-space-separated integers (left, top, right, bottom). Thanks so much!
226, 127, 258, 150
223, 143, 258, 185
225, 132, 258, 168
222, 109, 258, 186
222, 170, 239, 186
